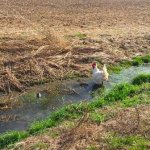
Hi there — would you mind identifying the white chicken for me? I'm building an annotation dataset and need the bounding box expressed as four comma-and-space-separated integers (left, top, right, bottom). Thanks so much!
92, 63, 109, 85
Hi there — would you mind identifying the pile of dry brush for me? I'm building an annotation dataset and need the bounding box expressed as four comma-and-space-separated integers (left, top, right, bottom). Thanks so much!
0, 36, 93, 93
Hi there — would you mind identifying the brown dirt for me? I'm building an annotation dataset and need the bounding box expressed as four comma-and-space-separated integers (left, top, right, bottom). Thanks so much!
0, 0, 150, 93
10, 105, 150, 150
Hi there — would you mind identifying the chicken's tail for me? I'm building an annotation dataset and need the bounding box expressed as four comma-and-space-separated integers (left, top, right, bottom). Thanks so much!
103, 64, 109, 81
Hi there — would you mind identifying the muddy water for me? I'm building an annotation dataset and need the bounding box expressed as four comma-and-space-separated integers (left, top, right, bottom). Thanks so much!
0, 64, 150, 133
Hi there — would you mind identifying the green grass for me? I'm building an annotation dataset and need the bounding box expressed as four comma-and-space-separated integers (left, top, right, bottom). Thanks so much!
87, 145, 97, 150
104, 83, 138, 102
121, 93, 150, 107
89, 111, 105, 124
121, 83, 150, 107
29, 118, 56, 134
0, 131, 28, 149
74, 32, 87, 40
132, 55, 150, 66
108, 55, 150, 73
0, 73, 150, 149
132, 74, 150, 85
141, 55, 150, 63
108, 134, 150, 150
108, 60, 132, 73
132, 57, 143, 66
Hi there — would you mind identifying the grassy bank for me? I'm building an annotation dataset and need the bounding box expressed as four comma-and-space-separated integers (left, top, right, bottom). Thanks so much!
108, 134, 150, 150
108, 55, 150, 73
0, 73, 150, 149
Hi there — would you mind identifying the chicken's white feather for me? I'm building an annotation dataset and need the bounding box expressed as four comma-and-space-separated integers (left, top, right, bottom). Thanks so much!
92, 63, 109, 85
103, 64, 109, 81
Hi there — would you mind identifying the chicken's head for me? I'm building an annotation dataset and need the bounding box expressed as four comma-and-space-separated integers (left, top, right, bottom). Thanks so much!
92, 62, 97, 69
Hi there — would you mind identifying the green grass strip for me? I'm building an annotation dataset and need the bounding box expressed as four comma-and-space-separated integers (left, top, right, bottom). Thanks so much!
104, 83, 138, 102
132, 74, 150, 85
108, 134, 150, 150
108, 55, 150, 73
0, 131, 28, 148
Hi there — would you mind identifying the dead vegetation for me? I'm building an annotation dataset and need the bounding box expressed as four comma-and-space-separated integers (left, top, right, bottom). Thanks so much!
0, 34, 149, 93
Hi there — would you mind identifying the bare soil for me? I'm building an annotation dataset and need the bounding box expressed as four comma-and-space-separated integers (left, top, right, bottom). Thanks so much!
0, 0, 150, 93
